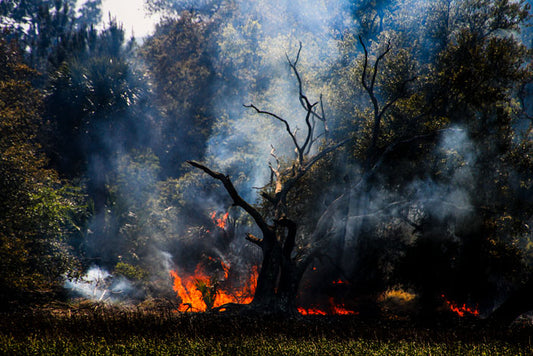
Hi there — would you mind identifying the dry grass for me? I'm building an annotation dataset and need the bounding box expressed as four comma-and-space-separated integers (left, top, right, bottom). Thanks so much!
0, 302, 532, 355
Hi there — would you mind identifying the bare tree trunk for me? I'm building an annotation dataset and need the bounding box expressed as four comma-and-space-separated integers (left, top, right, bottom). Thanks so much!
251, 237, 282, 310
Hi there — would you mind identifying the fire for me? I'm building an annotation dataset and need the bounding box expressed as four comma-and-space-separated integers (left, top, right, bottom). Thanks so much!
441, 294, 480, 317
207, 256, 230, 279
298, 307, 327, 315
298, 297, 358, 316
169, 269, 205, 312
170, 264, 258, 312
210, 211, 229, 230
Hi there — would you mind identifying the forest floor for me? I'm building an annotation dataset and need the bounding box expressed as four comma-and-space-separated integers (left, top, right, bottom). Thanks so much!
0, 302, 532, 355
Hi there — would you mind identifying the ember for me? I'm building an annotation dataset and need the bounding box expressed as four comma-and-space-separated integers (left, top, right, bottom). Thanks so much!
298, 307, 327, 315
298, 297, 358, 316
441, 294, 480, 317
210, 211, 229, 230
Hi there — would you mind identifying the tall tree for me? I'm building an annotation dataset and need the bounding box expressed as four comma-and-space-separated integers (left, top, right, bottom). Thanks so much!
188, 46, 351, 314
140, 11, 218, 176
0, 0, 102, 72
0, 35, 84, 309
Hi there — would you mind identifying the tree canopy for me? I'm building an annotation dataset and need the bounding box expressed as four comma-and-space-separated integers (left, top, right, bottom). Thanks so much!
0, 0, 532, 322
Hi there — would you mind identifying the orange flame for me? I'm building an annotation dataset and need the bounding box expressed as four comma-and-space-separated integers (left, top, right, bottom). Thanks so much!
170, 264, 258, 312
206, 256, 230, 279
441, 294, 480, 317
210, 211, 229, 230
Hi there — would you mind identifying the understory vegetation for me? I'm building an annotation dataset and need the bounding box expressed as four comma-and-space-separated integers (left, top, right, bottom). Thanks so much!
1, 307, 532, 355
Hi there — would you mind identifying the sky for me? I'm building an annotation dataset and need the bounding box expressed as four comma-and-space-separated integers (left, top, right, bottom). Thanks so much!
100, 0, 158, 38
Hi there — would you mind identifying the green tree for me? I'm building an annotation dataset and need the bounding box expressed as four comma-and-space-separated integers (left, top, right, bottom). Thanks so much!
337, 0, 532, 318
44, 20, 144, 223
0, 0, 102, 72
140, 11, 219, 176
0, 35, 85, 309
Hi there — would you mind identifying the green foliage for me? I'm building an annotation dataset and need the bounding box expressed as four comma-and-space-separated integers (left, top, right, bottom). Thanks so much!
140, 12, 218, 174
0, 0, 103, 72
45, 20, 143, 178
195, 278, 218, 310
0, 36, 85, 308
114, 262, 148, 281
319, 0, 533, 315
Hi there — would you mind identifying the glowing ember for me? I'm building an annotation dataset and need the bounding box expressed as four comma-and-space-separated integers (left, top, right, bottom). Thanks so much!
441, 294, 480, 317
298, 297, 358, 315
170, 264, 258, 312
298, 307, 327, 315
210, 211, 229, 229
330, 304, 358, 316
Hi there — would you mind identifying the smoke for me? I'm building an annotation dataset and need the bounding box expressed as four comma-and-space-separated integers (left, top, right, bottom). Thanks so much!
60, 0, 531, 315
409, 127, 475, 221
204, 0, 352, 195
71, 0, 435, 302
65, 266, 139, 303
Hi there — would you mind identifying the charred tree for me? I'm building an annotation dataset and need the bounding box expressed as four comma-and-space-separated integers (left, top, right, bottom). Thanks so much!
188, 44, 349, 314
188, 40, 413, 315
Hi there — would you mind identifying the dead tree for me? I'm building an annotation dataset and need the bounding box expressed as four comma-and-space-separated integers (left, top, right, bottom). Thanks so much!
188, 44, 350, 314
188, 41, 414, 315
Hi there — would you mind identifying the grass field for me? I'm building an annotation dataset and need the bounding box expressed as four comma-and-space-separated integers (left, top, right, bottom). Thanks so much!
1, 305, 532, 355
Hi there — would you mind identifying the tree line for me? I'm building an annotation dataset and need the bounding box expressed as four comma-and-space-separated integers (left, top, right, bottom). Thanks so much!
1, 0, 532, 323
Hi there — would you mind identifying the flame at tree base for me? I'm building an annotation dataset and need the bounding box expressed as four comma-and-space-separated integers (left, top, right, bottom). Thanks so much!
170, 265, 258, 312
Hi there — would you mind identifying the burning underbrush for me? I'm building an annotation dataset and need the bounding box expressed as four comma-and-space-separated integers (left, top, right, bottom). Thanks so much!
169, 263, 258, 312
63, 210, 488, 320
168, 256, 364, 315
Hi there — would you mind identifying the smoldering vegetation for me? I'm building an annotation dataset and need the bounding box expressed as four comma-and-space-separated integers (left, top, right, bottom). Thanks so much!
1, 0, 533, 327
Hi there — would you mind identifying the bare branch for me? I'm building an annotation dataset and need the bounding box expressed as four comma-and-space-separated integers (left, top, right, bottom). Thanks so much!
359, 35, 370, 91
302, 138, 351, 172
269, 146, 283, 194
319, 94, 327, 123
286, 42, 311, 110
276, 138, 351, 206
371, 42, 391, 92
359, 35, 382, 153
285, 42, 328, 157
301, 101, 318, 157
377, 76, 417, 120
260, 192, 276, 205
244, 104, 302, 162
245, 233, 263, 247
354, 128, 463, 191
187, 160, 271, 235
